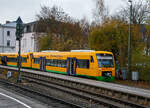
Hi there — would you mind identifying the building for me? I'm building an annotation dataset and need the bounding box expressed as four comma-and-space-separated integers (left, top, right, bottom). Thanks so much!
0, 21, 16, 53
16, 21, 44, 53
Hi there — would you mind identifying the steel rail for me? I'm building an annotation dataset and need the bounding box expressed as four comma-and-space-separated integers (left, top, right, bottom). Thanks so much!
22, 75, 147, 108
0, 79, 82, 108
0, 65, 150, 107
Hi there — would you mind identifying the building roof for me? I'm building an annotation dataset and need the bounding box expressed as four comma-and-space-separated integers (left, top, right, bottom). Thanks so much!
24, 21, 37, 25
2, 21, 16, 28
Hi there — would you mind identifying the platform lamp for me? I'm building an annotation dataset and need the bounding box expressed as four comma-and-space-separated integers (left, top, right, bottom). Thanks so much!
128, 0, 132, 79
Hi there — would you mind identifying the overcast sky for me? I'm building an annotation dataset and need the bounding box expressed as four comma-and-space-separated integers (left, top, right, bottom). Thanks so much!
0, 0, 129, 24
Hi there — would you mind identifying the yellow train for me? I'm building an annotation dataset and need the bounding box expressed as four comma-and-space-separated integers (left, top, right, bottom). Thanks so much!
0, 50, 115, 81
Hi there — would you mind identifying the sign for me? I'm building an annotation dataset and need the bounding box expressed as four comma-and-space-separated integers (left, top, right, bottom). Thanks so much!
7, 71, 12, 78
16, 17, 24, 40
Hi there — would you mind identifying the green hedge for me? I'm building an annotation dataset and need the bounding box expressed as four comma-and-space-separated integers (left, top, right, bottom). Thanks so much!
133, 66, 150, 81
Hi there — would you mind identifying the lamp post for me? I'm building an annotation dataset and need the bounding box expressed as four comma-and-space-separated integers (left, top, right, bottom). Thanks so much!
128, 0, 132, 79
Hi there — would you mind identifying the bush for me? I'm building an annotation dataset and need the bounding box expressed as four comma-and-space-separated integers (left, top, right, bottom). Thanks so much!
139, 66, 150, 81
132, 65, 150, 81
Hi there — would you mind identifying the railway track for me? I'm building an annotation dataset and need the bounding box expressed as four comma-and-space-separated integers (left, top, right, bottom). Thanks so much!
22, 75, 147, 108
0, 65, 150, 107
0, 79, 82, 108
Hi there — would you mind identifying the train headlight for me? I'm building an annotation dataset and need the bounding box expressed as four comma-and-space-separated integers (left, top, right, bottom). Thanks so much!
106, 72, 112, 77
102, 71, 112, 77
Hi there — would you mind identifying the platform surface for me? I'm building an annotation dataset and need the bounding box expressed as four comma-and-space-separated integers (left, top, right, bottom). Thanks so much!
25, 67, 150, 98
0, 85, 49, 108
1, 65, 150, 99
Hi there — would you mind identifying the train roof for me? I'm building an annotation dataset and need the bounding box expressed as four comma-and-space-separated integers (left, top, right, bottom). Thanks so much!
32, 51, 113, 56
0, 51, 113, 56
0, 53, 17, 56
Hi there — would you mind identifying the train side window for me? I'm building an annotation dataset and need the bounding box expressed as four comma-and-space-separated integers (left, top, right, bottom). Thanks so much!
51, 59, 54, 66
7, 58, 17, 62
58, 60, 62, 67
46, 59, 52, 66
65, 60, 67, 67
62, 60, 67, 68
34, 58, 40, 64
61, 60, 67, 68
22, 57, 27, 63
54, 60, 57, 67
57, 60, 59, 67
77, 59, 89, 68
30, 54, 33, 61
51, 59, 57, 67
91, 56, 94, 63
47, 59, 66, 68
46, 59, 67, 68
51, 59, 55, 66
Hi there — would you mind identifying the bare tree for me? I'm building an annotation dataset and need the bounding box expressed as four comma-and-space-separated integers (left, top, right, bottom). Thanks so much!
92, 0, 109, 24
117, 0, 150, 56
36, 6, 69, 22
118, 0, 150, 24
36, 5, 88, 51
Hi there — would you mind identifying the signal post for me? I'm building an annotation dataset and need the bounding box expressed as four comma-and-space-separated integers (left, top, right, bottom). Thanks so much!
16, 17, 24, 83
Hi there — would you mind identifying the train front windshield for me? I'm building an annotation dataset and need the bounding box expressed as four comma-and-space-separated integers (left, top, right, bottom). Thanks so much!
96, 54, 114, 68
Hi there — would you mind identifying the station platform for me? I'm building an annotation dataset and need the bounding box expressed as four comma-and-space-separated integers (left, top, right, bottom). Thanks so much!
0, 86, 48, 108
0, 65, 150, 100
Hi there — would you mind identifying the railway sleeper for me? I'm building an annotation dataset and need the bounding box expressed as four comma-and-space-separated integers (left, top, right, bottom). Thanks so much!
1, 68, 149, 107
22, 76, 148, 108
23, 77, 123, 108
22, 73, 150, 107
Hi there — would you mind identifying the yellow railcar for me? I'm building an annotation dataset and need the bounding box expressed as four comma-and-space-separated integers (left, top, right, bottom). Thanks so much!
0, 50, 115, 81
31, 51, 115, 81
0, 53, 18, 66
0, 52, 33, 68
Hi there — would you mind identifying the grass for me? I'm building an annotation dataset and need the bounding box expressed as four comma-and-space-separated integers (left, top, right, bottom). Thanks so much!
114, 79, 150, 89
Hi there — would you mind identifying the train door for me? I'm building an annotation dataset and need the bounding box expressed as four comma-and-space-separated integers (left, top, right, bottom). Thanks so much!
30, 54, 33, 67
67, 57, 77, 76
1, 56, 7, 66
40, 57, 46, 71
4, 56, 7, 66
2, 56, 7, 66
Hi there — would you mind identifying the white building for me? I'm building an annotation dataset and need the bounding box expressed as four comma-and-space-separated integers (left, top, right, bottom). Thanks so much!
0, 21, 16, 53
16, 22, 43, 53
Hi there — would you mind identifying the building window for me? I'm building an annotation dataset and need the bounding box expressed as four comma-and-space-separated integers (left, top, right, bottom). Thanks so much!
7, 40, 10, 46
7, 31, 10, 36
26, 25, 31, 32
